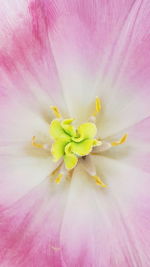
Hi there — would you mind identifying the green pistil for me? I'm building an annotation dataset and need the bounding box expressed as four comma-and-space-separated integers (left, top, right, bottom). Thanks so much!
49, 118, 100, 170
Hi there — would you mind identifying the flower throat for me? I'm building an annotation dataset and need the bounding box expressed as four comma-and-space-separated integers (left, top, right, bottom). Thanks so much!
32, 98, 128, 187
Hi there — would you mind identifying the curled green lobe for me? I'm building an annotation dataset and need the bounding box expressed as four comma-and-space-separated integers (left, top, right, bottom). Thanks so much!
49, 119, 99, 170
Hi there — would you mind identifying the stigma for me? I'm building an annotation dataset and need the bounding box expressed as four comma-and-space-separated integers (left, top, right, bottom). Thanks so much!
32, 98, 128, 187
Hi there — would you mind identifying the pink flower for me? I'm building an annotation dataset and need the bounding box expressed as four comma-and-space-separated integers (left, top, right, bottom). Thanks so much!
0, 0, 150, 266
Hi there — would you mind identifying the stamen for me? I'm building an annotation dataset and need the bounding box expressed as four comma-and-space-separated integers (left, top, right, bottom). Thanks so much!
111, 133, 128, 146
93, 97, 101, 116
95, 97, 101, 113
51, 162, 63, 176
51, 246, 60, 251
66, 169, 74, 182
32, 136, 44, 149
92, 175, 107, 188
91, 141, 112, 155
55, 173, 63, 184
81, 156, 107, 188
50, 106, 62, 118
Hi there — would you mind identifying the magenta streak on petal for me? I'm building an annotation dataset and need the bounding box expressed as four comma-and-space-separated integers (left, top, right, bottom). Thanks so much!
0, 1, 64, 101
0, 179, 67, 267
29, 0, 58, 36
113, 0, 150, 91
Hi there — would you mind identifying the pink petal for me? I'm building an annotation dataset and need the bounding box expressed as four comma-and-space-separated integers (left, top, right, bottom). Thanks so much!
102, 116, 150, 173
0, 165, 150, 267
95, 0, 150, 137
1, 0, 146, 121
0, 92, 53, 205
27, 0, 150, 132
122, 117, 150, 173
117, 1, 150, 91
61, 125, 150, 265
45, 0, 138, 117
0, 1, 150, 266
0, 0, 150, 128
0, 1, 65, 108
0, 179, 69, 267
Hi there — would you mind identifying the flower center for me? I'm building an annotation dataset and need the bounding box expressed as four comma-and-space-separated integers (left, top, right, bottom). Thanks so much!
49, 118, 101, 170
32, 98, 128, 187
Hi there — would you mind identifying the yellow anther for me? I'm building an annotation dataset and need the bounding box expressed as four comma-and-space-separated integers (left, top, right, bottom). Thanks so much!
51, 246, 60, 251
50, 106, 62, 118
55, 173, 63, 184
93, 139, 102, 147
96, 97, 101, 112
32, 136, 43, 149
111, 133, 128, 147
93, 97, 101, 116
92, 175, 107, 188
